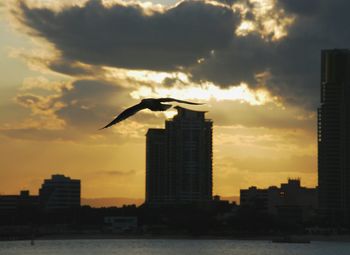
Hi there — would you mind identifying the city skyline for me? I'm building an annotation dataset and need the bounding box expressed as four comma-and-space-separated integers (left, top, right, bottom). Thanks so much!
3, 0, 348, 203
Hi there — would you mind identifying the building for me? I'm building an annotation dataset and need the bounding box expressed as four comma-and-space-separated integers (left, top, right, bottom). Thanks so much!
146, 106, 213, 205
146, 129, 168, 204
0, 190, 39, 215
240, 186, 280, 215
240, 179, 317, 222
39, 174, 80, 211
318, 49, 350, 225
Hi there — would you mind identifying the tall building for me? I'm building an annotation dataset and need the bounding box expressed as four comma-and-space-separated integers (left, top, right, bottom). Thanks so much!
318, 49, 350, 225
146, 129, 168, 204
146, 106, 213, 206
39, 174, 81, 211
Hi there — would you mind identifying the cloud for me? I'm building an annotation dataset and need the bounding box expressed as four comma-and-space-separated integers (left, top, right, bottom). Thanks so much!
12, 0, 350, 110
14, 93, 67, 130
13, 0, 349, 109
3, 77, 164, 142
9, 47, 106, 77
278, 0, 320, 15
14, 0, 238, 71
100, 170, 136, 176
218, 154, 316, 174
190, 0, 350, 108
20, 76, 69, 92
209, 100, 315, 132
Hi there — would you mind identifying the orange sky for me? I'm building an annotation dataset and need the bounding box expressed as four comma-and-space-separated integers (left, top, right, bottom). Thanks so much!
0, 0, 318, 205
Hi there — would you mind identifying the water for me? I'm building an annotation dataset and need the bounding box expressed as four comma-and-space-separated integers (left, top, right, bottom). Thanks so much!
1, 239, 350, 255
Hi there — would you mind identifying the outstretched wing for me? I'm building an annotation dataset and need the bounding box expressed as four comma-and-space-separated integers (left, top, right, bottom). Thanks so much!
99, 103, 145, 129
157, 98, 203, 105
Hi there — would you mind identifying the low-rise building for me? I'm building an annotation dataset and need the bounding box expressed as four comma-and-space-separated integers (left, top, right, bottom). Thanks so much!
0, 190, 39, 215
39, 174, 80, 211
240, 179, 318, 222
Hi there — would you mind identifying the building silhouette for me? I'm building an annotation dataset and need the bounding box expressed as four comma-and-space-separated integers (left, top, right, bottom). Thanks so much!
146, 107, 212, 206
0, 190, 38, 215
318, 49, 350, 225
146, 129, 168, 204
39, 174, 81, 211
240, 179, 317, 222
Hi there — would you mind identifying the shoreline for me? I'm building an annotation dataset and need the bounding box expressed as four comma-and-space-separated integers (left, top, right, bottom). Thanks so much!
2, 234, 350, 242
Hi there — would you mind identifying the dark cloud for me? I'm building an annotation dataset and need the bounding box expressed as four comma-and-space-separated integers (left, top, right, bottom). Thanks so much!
49, 58, 105, 77
190, 34, 273, 86
191, 0, 350, 108
13, 0, 350, 109
279, 0, 321, 15
16, 0, 238, 70
56, 79, 131, 130
56, 79, 163, 130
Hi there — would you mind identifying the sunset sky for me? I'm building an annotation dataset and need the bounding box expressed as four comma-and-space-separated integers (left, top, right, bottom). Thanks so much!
0, 0, 347, 204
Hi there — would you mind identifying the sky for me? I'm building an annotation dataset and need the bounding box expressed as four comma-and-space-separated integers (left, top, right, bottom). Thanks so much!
0, 0, 348, 205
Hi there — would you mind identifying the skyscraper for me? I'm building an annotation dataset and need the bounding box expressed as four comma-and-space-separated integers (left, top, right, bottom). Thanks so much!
318, 49, 350, 225
146, 129, 168, 204
146, 107, 213, 206
39, 174, 81, 211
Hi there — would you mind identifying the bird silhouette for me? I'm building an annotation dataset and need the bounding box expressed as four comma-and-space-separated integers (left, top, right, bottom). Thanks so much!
100, 98, 203, 129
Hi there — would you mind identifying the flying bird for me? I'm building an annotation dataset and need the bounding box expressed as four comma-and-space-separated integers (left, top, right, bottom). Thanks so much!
100, 98, 203, 129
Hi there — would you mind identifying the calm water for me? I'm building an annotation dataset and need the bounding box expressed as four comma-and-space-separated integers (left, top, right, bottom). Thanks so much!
1, 239, 350, 255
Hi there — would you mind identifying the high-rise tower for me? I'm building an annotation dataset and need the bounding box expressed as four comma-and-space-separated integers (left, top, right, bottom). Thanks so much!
146, 107, 212, 206
318, 49, 350, 225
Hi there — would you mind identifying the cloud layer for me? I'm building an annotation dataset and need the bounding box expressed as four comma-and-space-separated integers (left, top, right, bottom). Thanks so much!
13, 0, 350, 108
16, 0, 237, 70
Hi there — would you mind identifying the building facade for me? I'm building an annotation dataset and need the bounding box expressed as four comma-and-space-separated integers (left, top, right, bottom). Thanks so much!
146, 107, 213, 206
318, 49, 350, 225
39, 174, 81, 211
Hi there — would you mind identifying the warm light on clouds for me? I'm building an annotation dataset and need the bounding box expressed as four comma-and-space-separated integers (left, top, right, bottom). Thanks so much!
233, 0, 294, 41
236, 20, 256, 37
104, 68, 278, 106
130, 82, 276, 106
103, 67, 191, 89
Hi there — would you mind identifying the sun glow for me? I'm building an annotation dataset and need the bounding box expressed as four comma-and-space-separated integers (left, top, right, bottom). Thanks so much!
104, 67, 278, 106
236, 20, 256, 36
233, 0, 294, 41
130, 82, 276, 106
